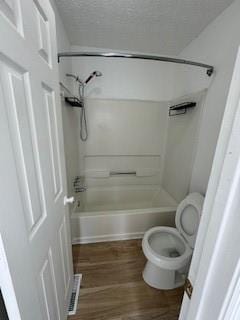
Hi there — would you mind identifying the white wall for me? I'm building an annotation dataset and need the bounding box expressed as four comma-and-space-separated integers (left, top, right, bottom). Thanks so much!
71, 46, 176, 101
178, 0, 240, 195
50, 0, 80, 193
162, 91, 206, 202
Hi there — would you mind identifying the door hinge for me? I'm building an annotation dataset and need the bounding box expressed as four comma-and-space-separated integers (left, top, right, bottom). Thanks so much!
184, 278, 193, 299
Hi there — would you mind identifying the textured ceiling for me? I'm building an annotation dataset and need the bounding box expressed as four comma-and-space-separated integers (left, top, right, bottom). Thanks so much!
55, 0, 234, 55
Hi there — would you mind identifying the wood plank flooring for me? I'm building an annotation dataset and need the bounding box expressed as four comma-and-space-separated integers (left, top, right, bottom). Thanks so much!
68, 239, 184, 320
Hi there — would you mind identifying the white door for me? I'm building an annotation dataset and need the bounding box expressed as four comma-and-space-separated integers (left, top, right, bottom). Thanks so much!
0, 0, 73, 319
180, 48, 240, 319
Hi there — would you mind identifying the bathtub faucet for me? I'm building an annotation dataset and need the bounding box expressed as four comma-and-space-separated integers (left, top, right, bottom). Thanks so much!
78, 186, 87, 192
73, 176, 87, 193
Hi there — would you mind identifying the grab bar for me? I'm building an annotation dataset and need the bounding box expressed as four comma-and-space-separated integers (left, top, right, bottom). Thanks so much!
110, 171, 136, 176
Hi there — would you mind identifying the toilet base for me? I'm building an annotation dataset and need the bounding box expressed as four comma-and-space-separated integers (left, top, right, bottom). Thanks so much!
142, 260, 185, 290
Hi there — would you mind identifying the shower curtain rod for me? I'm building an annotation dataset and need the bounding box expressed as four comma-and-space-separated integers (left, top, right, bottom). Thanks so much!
57, 51, 214, 76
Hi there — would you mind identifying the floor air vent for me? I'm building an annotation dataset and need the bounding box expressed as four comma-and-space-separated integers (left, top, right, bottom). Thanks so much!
68, 274, 82, 316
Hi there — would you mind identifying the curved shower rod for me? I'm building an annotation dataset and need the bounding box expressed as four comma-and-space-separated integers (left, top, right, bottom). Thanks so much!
57, 51, 214, 76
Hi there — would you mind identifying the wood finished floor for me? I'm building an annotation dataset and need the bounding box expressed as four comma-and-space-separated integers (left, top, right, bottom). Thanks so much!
68, 239, 184, 320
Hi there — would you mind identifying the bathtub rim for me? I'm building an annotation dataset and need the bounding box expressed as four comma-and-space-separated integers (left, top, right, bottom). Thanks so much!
72, 205, 178, 218
72, 184, 178, 216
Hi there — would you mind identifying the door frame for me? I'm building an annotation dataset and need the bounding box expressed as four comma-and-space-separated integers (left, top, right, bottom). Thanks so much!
180, 46, 240, 319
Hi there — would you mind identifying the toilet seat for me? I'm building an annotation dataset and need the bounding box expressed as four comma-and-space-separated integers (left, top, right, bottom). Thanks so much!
142, 226, 192, 270
175, 192, 204, 248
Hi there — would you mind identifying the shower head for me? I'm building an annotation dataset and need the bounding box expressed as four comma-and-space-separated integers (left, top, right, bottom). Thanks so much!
94, 71, 102, 77
84, 70, 102, 84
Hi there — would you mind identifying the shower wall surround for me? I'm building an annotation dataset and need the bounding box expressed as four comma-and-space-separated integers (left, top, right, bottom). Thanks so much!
73, 94, 205, 201
80, 98, 169, 187
69, 47, 208, 201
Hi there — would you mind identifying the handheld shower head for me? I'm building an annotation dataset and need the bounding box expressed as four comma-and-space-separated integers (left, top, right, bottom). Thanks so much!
84, 70, 102, 84
94, 71, 102, 77
65, 71, 102, 142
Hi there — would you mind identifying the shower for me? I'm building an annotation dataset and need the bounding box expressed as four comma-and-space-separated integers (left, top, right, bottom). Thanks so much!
84, 71, 102, 84
66, 70, 102, 141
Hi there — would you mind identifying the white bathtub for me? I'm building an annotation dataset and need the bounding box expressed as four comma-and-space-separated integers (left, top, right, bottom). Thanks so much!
71, 185, 178, 244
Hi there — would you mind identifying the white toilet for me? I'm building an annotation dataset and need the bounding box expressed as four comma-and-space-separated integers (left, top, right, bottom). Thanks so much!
142, 192, 204, 290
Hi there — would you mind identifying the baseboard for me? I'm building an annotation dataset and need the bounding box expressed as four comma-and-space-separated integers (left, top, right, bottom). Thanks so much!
72, 232, 144, 244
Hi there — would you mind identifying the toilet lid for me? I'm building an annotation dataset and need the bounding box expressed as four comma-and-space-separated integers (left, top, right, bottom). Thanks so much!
175, 193, 204, 248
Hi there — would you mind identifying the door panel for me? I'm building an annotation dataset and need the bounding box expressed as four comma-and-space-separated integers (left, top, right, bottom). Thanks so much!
39, 249, 60, 320
34, 0, 51, 66
0, 0, 73, 319
0, 59, 47, 233
42, 83, 62, 199
0, 0, 23, 35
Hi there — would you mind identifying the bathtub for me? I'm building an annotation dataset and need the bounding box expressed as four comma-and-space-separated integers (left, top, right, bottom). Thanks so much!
71, 185, 178, 244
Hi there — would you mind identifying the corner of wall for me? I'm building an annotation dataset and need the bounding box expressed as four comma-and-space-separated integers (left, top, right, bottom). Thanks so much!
177, 0, 240, 194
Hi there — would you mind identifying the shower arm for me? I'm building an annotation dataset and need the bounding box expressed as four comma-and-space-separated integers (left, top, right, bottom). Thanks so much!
58, 51, 214, 76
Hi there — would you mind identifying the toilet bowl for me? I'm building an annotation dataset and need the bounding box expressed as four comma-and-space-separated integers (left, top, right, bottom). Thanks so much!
142, 192, 204, 290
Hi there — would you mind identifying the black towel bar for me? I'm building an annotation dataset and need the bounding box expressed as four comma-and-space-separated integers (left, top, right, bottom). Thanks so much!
169, 102, 196, 116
